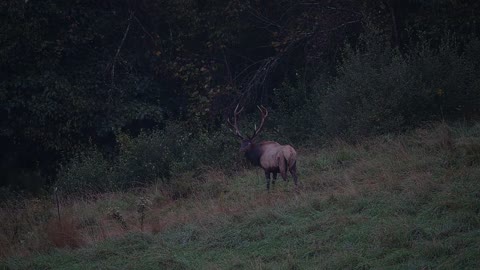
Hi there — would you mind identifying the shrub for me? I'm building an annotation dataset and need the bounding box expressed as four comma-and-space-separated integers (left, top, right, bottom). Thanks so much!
113, 124, 239, 187
56, 122, 239, 195
56, 149, 114, 194
409, 37, 480, 119
321, 44, 422, 138
185, 129, 238, 170
319, 32, 480, 139
112, 129, 179, 187
268, 33, 480, 141
273, 75, 328, 143
57, 125, 185, 193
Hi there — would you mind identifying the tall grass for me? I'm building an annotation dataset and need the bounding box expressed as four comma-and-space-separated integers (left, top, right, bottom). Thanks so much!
2, 122, 480, 269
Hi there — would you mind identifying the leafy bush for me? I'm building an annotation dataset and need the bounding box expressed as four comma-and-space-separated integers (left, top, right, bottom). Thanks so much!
57, 123, 239, 194
321, 44, 423, 138
269, 33, 480, 141
319, 33, 480, 139
57, 125, 184, 193
185, 129, 238, 170
112, 129, 180, 187
409, 37, 480, 119
56, 150, 113, 193
273, 76, 328, 143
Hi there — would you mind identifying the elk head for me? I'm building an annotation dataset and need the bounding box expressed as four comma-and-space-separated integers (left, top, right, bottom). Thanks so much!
227, 104, 268, 152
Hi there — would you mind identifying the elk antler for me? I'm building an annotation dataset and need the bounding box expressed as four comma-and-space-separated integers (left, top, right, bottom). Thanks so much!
227, 104, 245, 140
250, 105, 268, 140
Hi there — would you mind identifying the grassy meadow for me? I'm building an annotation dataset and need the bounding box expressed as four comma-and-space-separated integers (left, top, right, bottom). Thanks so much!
1, 122, 480, 269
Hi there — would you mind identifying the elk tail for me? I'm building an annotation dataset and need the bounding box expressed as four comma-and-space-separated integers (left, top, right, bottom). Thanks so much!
287, 149, 297, 171
284, 146, 297, 181
279, 156, 288, 180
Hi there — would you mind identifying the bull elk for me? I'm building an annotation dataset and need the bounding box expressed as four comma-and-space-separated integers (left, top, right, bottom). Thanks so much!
227, 105, 298, 191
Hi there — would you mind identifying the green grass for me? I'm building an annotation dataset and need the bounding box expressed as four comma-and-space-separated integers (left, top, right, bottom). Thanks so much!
2, 122, 480, 269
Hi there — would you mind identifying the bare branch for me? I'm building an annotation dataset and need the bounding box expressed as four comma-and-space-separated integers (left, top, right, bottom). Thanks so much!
111, 12, 134, 87
132, 14, 157, 44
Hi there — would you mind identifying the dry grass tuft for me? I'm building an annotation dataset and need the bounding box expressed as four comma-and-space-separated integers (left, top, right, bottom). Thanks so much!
456, 137, 480, 165
0, 197, 51, 258
46, 217, 84, 249
411, 123, 456, 155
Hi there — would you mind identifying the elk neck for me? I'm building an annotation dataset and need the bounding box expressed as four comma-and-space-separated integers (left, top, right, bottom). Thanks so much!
244, 142, 262, 166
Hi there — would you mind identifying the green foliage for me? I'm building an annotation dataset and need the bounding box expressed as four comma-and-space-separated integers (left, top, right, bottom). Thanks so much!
409, 37, 480, 118
272, 76, 327, 143
57, 123, 238, 194
184, 128, 238, 170
0, 0, 179, 193
58, 29, 480, 196
271, 31, 480, 141
112, 129, 180, 187
57, 131, 177, 193
320, 33, 480, 139
2, 0, 480, 193
0, 0, 169, 150
56, 150, 113, 194
322, 44, 420, 137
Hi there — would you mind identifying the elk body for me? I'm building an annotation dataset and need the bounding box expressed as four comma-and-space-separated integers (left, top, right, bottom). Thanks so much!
228, 105, 298, 191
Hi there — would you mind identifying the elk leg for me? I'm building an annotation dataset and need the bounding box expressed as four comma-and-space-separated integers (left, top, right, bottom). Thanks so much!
264, 171, 271, 191
290, 163, 298, 186
272, 172, 277, 187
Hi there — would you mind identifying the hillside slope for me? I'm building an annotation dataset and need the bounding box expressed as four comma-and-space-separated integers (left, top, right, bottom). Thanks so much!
2, 123, 480, 269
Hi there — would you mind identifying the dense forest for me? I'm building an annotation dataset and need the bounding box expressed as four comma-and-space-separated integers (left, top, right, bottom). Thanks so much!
1, 0, 480, 193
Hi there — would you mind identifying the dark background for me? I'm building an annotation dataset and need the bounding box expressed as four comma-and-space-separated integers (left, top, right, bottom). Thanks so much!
1, 0, 480, 193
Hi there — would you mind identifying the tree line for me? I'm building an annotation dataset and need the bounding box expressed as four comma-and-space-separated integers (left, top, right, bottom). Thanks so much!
1, 0, 480, 192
